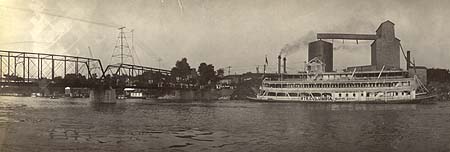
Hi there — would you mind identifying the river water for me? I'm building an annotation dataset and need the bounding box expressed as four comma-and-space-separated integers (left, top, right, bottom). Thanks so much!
0, 96, 450, 152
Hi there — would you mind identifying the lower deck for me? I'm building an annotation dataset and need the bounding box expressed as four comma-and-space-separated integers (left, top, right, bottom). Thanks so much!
257, 90, 416, 102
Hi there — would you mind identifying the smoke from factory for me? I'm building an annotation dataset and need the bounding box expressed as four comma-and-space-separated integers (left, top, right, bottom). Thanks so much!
332, 41, 372, 52
279, 31, 315, 56
279, 19, 377, 56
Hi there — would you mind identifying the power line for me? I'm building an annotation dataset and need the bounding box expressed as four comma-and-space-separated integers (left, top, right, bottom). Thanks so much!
0, 5, 119, 28
129, 29, 142, 65
0, 41, 51, 46
134, 39, 165, 66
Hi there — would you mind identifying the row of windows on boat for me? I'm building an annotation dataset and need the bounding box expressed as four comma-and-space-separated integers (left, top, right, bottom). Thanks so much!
264, 72, 406, 80
262, 91, 411, 97
263, 81, 411, 88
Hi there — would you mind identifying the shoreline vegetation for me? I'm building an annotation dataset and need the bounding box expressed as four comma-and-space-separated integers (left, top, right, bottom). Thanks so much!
1, 58, 449, 101
427, 68, 450, 101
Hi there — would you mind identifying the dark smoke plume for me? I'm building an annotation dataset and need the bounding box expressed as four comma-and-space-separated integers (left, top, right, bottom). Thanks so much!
279, 31, 315, 56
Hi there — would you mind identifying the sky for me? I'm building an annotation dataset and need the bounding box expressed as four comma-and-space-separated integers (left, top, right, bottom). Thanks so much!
0, 0, 449, 74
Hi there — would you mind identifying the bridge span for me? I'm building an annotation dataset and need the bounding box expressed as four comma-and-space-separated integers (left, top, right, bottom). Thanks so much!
0, 49, 193, 102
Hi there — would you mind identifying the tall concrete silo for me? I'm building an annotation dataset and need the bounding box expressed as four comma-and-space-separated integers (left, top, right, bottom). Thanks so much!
371, 20, 400, 70
308, 40, 333, 72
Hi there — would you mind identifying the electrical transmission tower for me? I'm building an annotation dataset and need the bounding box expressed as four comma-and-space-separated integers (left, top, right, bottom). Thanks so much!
111, 27, 134, 66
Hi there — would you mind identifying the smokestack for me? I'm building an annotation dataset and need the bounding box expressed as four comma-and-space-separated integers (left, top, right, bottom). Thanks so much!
278, 55, 281, 74
406, 50, 411, 70
283, 57, 287, 73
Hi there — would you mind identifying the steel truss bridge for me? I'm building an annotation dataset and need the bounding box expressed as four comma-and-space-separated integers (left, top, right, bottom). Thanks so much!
0, 50, 174, 89
103, 63, 171, 78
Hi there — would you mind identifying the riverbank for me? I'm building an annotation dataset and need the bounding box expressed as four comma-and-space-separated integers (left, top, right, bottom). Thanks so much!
428, 81, 450, 101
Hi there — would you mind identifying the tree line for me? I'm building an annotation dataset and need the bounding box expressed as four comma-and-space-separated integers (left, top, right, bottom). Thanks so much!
170, 57, 224, 88
1, 57, 225, 89
427, 68, 450, 82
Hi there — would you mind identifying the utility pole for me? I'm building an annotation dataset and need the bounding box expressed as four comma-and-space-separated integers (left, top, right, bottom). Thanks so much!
88, 46, 94, 58
263, 64, 266, 74
158, 58, 162, 68
226, 66, 232, 75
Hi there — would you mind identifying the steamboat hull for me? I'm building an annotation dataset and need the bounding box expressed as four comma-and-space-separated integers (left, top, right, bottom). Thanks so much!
247, 95, 435, 104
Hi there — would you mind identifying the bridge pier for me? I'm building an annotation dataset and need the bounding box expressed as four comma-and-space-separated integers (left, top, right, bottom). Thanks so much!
90, 88, 117, 104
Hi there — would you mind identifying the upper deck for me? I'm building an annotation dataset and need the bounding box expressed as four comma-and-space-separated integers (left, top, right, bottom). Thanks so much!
263, 70, 408, 82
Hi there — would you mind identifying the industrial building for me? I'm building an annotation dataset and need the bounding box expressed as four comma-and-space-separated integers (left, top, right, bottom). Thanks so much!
309, 20, 402, 72
371, 21, 401, 70
308, 40, 333, 72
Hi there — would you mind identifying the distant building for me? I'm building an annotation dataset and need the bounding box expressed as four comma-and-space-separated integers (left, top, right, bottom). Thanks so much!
64, 87, 89, 98
216, 75, 240, 89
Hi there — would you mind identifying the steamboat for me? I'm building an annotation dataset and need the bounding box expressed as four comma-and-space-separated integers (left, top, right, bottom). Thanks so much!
250, 21, 433, 103
250, 57, 431, 103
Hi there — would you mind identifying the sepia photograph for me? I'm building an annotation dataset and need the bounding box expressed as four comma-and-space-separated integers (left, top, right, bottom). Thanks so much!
1, 0, 450, 151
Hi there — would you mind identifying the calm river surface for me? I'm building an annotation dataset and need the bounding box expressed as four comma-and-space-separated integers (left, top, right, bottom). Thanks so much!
1, 96, 450, 152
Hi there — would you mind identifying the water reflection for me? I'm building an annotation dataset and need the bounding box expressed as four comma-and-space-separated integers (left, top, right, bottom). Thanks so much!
360, 111, 404, 151
283, 103, 419, 111
0, 104, 9, 149
329, 103, 417, 111
90, 103, 127, 114
0, 97, 449, 152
